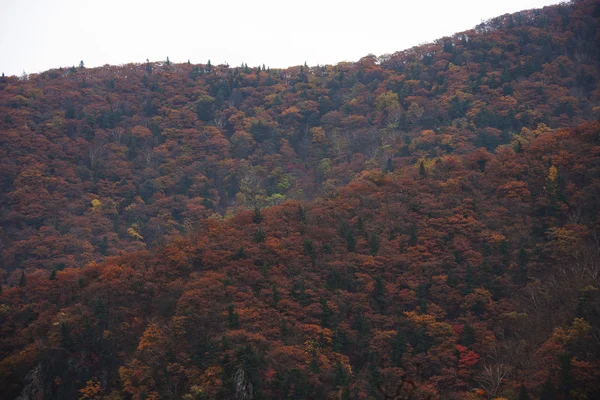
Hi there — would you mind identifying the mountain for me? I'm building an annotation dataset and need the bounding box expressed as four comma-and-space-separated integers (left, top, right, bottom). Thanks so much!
1, 0, 599, 399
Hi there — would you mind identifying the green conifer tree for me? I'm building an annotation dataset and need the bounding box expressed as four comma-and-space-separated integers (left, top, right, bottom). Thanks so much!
18, 269, 26, 287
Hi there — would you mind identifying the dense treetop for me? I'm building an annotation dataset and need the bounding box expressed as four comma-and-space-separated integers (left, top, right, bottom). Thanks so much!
0, 0, 599, 399
1, 0, 598, 272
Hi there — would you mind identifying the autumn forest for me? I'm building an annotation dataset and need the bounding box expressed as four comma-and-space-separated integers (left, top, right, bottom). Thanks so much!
1, 1, 600, 399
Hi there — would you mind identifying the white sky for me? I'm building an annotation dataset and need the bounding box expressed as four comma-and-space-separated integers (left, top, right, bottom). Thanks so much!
0, 0, 561, 77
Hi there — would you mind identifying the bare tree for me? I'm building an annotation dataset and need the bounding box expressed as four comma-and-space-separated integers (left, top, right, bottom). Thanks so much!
141, 145, 154, 166
16, 363, 46, 400
235, 369, 253, 400
88, 140, 106, 169
476, 363, 509, 398
214, 114, 227, 130
109, 127, 125, 143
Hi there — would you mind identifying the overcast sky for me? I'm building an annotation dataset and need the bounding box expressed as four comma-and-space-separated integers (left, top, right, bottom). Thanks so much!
0, 0, 561, 77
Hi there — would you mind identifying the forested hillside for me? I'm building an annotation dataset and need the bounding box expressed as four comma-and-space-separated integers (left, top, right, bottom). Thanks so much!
1, 0, 600, 399
1, 0, 598, 274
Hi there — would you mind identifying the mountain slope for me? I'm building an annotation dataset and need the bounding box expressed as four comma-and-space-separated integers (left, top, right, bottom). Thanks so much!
1, 120, 599, 399
1, 1, 600, 399
1, 0, 599, 275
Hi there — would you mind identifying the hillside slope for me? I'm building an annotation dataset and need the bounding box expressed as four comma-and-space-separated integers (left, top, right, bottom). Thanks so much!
1, 120, 599, 399
0, 0, 599, 274
1, 0, 600, 399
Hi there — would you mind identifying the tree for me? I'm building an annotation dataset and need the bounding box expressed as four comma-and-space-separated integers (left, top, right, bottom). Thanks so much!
346, 230, 356, 252
368, 233, 379, 256
79, 379, 102, 400
517, 247, 529, 286
385, 156, 394, 173
391, 329, 407, 367
372, 275, 386, 313
460, 323, 476, 347
303, 239, 315, 265
232, 246, 246, 260
320, 297, 334, 328
254, 228, 266, 243
228, 304, 240, 328
253, 208, 263, 224
18, 269, 26, 287
59, 322, 75, 350
195, 95, 216, 122
517, 384, 530, 400
333, 361, 349, 388
419, 161, 426, 177
298, 205, 306, 222
98, 236, 109, 256
539, 379, 556, 400
79, 60, 85, 69
558, 354, 574, 399
408, 225, 418, 246
545, 165, 559, 215
476, 364, 509, 398
271, 284, 280, 306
